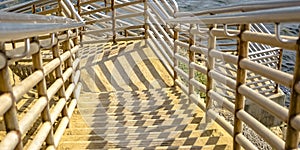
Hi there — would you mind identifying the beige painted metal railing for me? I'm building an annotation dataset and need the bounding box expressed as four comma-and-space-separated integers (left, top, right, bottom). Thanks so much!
0, 0, 84, 149
168, 2, 300, 150
1, 0, 300, 149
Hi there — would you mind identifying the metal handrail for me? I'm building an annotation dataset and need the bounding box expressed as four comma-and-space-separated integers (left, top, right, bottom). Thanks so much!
63, 0, 84, 22
0, 0, 53, 12
0, 0, 14, 6
167, 0, 178, 14
0, 12, 77, 23
175, 0, 300, 17
168, 6, 300, 25
0, 12, 84, 41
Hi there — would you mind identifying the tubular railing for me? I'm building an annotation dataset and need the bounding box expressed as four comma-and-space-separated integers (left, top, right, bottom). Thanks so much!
171, 0, 288, 96
1, 0, 300, 149
1, 0, 83, 22
0, 2, 83, 150
168, 3, 300, 150
78, 0, 177, 45
174, 0, 300, 17
78, 0, 146, 44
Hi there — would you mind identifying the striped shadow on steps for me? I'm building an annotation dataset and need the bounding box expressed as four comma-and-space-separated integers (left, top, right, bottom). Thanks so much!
58, 87, 232, 149
58, 40, 232, 149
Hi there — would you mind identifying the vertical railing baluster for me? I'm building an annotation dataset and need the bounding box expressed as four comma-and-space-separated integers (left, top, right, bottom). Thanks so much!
105, 0, 108, 15
173, 28, 179, 83
144, 0, 149, 39
188, 24, 195, 99
52, 38, 69, 125
31, 41, 55, 147
0, 50, 23, 149
233, 24, 249, 150
76, 0, 81, 15
275, 48, 283, 93
285, 36, 300, 149
205, 24, 216, 122
63, 38, 75, 99
76, 0, 83, 44
112, 0, 116, 43
32, 4, 36, 14
57, 0, 62, 16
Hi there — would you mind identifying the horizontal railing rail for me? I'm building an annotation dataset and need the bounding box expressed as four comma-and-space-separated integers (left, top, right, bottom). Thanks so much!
1, 0, 84, 22
169, 6, 300, 25
175, 0, 300, 17
0, 0, 14, 6
1, 0, 57, 13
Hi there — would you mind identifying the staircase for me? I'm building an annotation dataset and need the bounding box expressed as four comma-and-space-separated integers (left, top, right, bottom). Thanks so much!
1, 0, 300, 150
58, 40, 232, 149
59, 87, 232, 149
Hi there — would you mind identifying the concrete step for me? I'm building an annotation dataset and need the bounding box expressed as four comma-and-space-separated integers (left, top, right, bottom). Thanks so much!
77, 98, 190, 108
64, 124, 201, 135
70, 116, 203, 128
61, 130, 206, 141
73, 112, 201, 123
57, 145, 215, 150
77, 104, 197, 114
58, 136, 228, 149
74, 107, 202, 118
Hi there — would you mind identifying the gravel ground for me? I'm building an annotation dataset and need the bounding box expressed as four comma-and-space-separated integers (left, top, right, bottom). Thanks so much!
216, 108, 284, 150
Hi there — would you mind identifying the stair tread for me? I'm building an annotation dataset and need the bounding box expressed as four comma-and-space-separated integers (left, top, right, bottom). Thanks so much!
59, 136, 230, 148
61, 130, 216, 141
64, 124, 202, 135
69, 117, 203, 129
61, 137, 226, 147
73, 112, 201, 121
77, 104, 199, 114
77, 99, 190, 107
74, 108, 201, 117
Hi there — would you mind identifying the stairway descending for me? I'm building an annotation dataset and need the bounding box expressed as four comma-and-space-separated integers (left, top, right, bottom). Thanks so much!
58, 87, 232, 149
57, 40, 232, 149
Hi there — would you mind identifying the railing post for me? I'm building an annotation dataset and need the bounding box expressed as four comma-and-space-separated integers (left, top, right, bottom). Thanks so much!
275, 48, 283, 93
173, 28, 179, 83
189, 24, 195, 97
285, 41, 300, 149
57, 0, 62, 16
0, 49, 23, 149
76, 0, 83, 46
31, 43, 55, 147
104, 0, 108, 15
111, 0, 116, 43
63, 38, 75, 97
52, 38, 69, 125
144, 0, 149, 39
206, 24, 216, 122
233, 24, 249, 150
76, 0, 81, 15
32, 4, 36, 14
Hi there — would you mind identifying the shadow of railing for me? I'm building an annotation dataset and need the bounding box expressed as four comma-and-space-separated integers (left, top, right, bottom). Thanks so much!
79, 40, 173, 92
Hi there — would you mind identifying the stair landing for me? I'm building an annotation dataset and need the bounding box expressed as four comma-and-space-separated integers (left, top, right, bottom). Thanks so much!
58, 40, 232, 149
